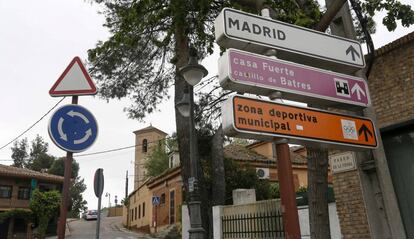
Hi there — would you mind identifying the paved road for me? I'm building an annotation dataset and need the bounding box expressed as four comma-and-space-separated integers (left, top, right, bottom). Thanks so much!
68, 216, 147, 239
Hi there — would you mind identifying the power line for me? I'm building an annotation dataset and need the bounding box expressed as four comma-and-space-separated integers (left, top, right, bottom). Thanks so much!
0, 97, 66, 151
75, 137, 173, 158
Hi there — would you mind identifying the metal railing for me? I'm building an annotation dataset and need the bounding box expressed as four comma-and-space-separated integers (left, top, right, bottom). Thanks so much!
222, 210, 285, 239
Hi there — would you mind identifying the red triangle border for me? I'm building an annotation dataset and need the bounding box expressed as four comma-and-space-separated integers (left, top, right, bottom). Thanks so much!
49, 56, 97, 96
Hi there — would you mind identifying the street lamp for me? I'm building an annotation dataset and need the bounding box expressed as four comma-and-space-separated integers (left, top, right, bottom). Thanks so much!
105, 192, 111, 208
176, 47, 208, 239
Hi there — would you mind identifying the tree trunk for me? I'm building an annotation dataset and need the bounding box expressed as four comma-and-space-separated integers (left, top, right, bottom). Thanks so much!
307, 146, 331, 239
211, 125, 226, 206
207, 125, 226, 239
173, 1, 210, 237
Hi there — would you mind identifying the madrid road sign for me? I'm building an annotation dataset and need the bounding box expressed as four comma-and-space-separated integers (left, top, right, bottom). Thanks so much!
215, 8, 365, 73
222, 95, 377, 149
48, 104, 98, 153
49, 56, 97, 97
219, 49, 370, 108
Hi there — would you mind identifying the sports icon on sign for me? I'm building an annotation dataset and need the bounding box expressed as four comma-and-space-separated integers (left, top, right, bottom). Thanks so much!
48, 104, 98, 153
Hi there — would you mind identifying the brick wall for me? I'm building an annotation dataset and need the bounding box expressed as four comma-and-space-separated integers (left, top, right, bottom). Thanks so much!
368, 39, 414, 128
333, 170, 370, 238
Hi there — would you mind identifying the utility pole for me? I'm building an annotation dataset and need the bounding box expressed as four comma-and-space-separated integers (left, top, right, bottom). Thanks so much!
325, 0, 406, 238
125, 170, 128, 199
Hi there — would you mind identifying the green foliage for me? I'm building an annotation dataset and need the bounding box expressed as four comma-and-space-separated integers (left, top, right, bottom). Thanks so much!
10, 135, 87, 219
121, 197, 129, 206
48, 158, 86, 218
223, 158, 271, 203
88, 0, 322, 121
297, 185, 308, 193
10, 135, 56, 170
11, 138, 28, 168
27, 135, 50, 168
30, 189, 61, 239
68, 177, 88, 218
270, 182, 280, 198
144, 139, 170, 177
0, 209, 33, 223
48, 157, 80, 178
360, 0, 414, 31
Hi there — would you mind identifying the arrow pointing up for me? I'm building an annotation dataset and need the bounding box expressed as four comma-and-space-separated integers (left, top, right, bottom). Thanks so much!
346, 46, 360, 61
351, 83, 366, 100
358, 124, 373, 142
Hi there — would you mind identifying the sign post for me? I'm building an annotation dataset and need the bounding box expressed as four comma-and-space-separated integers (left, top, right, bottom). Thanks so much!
94, 168, 104, 239
152, 196, 160, 233
275, 141, 301, 239
49, 56, 98, 239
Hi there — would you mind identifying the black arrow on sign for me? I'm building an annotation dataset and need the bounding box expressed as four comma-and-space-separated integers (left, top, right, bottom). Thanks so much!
358, 124, 373, 142
346, 46, 360, 61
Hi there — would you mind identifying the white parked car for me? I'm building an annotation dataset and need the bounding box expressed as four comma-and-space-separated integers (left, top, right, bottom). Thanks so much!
83, 210, 98, 220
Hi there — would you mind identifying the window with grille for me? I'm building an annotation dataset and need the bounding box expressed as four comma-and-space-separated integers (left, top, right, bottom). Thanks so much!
18, 187, 30, 200
0, 185, 12, 198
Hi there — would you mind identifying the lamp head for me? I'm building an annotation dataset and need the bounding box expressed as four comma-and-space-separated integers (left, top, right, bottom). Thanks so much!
175, 91, 191, 117
179, 51, 208, 86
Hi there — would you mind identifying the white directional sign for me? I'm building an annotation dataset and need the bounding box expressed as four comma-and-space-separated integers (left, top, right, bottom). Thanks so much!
215, 8, 365, 73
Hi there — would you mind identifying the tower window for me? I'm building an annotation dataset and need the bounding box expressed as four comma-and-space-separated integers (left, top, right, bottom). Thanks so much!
142, 139, 148, 153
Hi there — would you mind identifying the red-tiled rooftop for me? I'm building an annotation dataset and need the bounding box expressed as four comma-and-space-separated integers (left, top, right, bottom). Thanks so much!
0, 164, 64, 183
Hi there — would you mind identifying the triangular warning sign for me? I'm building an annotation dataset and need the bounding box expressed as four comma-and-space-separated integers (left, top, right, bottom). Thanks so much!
49, 56, 97, 97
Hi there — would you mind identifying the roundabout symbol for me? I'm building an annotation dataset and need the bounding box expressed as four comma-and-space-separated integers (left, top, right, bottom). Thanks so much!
48, 104, 98, 153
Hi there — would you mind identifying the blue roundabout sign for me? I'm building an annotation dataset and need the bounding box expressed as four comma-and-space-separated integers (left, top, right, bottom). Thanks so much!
48, 104, 98, 153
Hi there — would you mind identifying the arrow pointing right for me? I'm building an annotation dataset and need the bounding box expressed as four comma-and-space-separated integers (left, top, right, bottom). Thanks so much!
358, 124, 373, 142
346, 45, 360, 61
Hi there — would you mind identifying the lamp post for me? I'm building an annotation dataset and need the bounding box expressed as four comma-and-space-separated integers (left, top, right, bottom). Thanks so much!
105, 192, 111, 208
176, 47, 208, 239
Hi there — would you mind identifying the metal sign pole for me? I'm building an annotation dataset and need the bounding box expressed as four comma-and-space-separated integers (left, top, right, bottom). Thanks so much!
57, 96, 78, 239
94, 168, 104, 239
96, 194, 102, 239
275, 141, 301, 238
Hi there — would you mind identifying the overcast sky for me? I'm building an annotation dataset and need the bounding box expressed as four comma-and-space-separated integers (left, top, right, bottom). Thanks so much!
0, 0, 413, 210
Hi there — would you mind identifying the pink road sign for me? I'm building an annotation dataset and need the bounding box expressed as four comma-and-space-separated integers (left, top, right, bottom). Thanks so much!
219, 49, 370, 108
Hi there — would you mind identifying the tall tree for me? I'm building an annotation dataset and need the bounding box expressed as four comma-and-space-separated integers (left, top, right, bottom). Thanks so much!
48, 157, 87, 218
27, 135, 55, 171
144, 139, 170, 177
11, 138, 28, 168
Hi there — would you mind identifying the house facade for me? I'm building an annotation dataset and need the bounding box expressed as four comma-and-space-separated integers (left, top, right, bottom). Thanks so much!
124, 126, 324, 234
0, 164, 64, 239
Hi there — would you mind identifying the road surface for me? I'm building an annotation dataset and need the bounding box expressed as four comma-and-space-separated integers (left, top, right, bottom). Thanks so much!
68, 216, 146, 239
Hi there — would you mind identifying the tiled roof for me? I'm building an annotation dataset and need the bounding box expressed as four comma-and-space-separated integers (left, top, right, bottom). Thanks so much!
375, 31, 414, 57
225, 144, 307, 165
147, 166, 181, 188
133, 125, 168, 135
0, 164, 64, 183
224, 144, 273, 163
